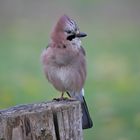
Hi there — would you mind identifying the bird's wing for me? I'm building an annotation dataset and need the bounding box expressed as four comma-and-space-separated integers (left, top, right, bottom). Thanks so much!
80, 46, 86, 56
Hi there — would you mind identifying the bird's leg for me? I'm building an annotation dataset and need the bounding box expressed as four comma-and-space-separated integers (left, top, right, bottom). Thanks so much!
53, 92, 65, 101
53, 92, 76, 101
66, 92, 77, 101
66, 92, 71, 97
61, 92, 64, 99
60, 92, 70, 100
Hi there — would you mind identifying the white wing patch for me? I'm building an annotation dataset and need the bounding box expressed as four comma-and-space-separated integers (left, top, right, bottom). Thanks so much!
81, 88, 85, 96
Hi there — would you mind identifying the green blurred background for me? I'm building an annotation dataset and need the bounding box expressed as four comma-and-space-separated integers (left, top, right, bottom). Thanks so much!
0, 0, 140, 139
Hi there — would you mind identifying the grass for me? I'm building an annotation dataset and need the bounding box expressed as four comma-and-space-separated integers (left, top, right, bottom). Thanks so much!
0, 20, 140, 140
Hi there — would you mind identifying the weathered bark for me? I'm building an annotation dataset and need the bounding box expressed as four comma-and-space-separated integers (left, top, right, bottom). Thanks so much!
0, 100, 83, 140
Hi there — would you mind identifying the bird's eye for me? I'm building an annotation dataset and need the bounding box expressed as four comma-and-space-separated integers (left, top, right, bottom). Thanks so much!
66, 30, 72, 34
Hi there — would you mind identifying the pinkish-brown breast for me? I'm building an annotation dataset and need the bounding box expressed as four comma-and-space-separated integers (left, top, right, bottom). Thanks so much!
41, 45, 86, 93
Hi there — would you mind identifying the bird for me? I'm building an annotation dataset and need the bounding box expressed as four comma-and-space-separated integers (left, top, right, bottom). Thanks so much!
41, 15, 93, 129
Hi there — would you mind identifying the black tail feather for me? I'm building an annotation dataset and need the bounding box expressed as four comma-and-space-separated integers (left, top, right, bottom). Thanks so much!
81, 96, 93, 129
66, 91, 93, 129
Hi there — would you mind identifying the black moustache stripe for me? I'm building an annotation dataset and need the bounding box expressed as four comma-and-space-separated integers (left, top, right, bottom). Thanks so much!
67, 34, 76, 41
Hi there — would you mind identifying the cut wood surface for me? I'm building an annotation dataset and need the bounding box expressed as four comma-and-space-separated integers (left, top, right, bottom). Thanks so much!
0, 100, 83, 140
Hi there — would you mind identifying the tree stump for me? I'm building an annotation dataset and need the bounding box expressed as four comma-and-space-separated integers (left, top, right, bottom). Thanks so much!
0, 100, 83, 140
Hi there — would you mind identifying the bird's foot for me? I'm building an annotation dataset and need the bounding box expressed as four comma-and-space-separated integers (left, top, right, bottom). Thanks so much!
53, 97, 76, 102
53, 97, 69, 101
66, 97, 77, 101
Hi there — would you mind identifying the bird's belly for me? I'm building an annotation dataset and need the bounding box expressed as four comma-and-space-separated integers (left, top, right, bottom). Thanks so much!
54, 67, 73, 91
56, 67, 70, 84
47, 65, 84, 92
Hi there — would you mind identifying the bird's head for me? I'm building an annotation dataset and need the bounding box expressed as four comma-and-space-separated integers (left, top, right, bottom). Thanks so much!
51, 15, 87, 43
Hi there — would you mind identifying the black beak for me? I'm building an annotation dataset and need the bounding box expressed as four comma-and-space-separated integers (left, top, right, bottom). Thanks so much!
75, 32, 87, 38
67, 32, 87, 41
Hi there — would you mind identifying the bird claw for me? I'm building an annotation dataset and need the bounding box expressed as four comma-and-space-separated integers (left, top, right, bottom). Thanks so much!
53, 97, 68, 101
67, 97, 77, 101
53, 97, 76, 101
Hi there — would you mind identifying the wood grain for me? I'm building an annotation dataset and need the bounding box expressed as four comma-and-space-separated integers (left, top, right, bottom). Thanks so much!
0, 100, 83, 140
